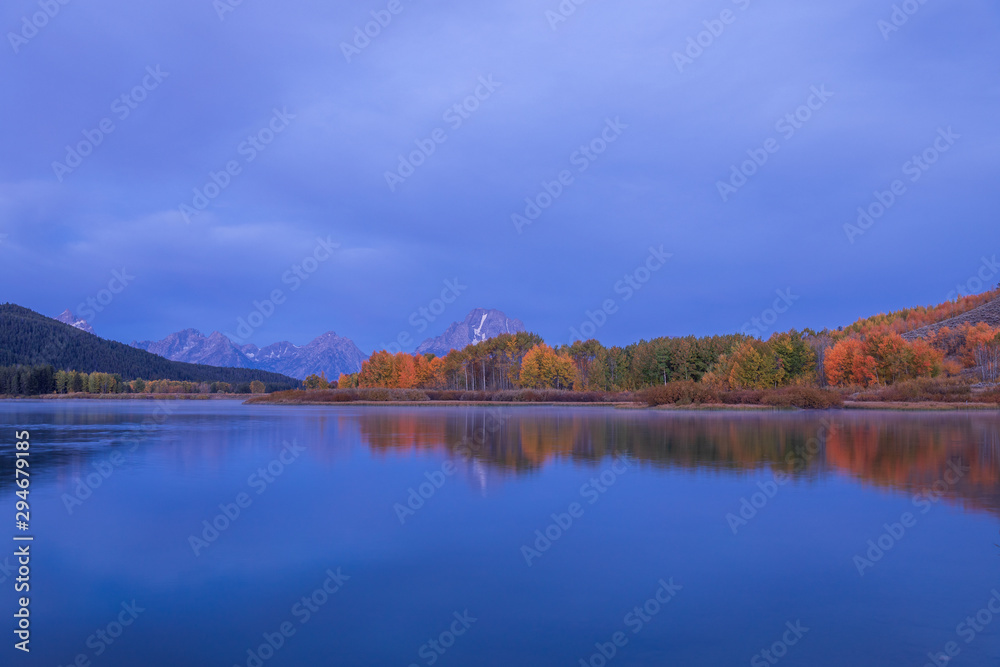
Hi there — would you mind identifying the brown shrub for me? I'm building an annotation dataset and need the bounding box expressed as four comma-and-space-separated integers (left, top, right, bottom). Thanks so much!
851, 377, 974, 403
759, 386, 843, 409
643, 381, 718, 406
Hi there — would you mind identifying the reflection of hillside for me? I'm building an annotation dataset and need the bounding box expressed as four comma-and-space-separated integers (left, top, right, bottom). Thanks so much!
824, 419, 1000, 509
355, 409, 1000, 516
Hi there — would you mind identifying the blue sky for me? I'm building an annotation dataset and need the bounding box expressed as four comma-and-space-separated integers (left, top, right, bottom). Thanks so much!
1, 0, 998, 354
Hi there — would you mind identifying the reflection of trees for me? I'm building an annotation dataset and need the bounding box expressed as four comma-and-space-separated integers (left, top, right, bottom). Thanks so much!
6, 406, 999, 520
356, 409, 1000, 515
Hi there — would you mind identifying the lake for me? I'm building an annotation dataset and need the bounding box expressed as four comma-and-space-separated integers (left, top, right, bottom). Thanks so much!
1, 400, 999, 666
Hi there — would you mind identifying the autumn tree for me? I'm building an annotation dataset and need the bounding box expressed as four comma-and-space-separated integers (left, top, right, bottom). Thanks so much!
358, 351, 396, 387
519, 344, 575, 389
414, 355, 446, 389
250, 380, 266, 394
303, 373, 329, 389
824, 338, 878, 387
973, 331, 1000, 382
725, 340, 785, 389
394, 352, 418, 388
769, 331, 817, 383
568, 339, 602, 390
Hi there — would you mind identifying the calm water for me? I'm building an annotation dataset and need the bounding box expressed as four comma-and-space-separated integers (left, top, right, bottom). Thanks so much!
1, 400, 999, 666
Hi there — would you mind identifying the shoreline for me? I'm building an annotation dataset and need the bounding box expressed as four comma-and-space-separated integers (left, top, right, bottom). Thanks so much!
0, 393, 247, 400
1, 395, 997, 412
246, 399, 999, 411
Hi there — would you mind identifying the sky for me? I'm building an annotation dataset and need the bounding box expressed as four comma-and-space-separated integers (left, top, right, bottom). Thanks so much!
1, 0, 998, 354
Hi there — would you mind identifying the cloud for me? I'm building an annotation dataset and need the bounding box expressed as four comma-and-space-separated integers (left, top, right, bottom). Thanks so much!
0, 0, 997, 348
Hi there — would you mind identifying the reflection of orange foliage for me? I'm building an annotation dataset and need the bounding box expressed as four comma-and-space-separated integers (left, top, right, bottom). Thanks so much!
357, 412, 447, 455
354, 411, 1000, 516
518, 417, 578, 465
824, 420, 999, 504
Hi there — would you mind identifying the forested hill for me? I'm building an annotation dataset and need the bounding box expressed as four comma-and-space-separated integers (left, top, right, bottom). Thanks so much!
0, 303, 299, 387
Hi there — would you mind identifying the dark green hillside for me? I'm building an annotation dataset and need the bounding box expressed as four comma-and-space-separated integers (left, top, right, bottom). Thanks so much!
0, 303, 299, 388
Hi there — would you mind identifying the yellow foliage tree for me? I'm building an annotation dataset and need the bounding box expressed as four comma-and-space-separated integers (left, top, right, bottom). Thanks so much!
519, 344, 576, 389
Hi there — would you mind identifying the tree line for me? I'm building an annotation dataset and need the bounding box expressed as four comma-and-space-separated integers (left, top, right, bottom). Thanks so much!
331, 287, 1000, 392
0, 303, 298, 388
0, 365, 269, 396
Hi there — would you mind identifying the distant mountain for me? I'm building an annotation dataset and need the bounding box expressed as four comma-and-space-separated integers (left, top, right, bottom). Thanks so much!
56, 309, 94, 334
132, 329, 366, 380
0, 304, 298, 388
416, 308, 526, 357
249, 332, 367, 380
132, 329, 256, 369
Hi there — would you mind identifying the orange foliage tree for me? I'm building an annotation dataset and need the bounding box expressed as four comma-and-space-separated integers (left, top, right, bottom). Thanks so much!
825, 333, 942, 387
519, 344, 575, 389
824, 338, 878, 387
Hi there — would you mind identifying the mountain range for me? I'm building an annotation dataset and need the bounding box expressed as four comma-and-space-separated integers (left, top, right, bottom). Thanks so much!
415, 308, 526, 356
0, 304, 298, 388
57, 309, 95, 334
88, 307, 530, 380
131, 329, 367, 381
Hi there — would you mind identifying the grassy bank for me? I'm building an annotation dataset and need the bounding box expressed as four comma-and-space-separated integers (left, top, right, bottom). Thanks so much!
245, 381, 1000, 411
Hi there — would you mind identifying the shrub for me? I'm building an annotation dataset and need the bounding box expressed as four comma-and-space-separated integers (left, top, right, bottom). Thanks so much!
851, 377, 974, 403
759, 386, 843, 409
643, 381, 717, 406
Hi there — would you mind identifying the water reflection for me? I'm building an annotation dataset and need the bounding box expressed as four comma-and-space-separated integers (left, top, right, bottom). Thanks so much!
3, 402, 999, 517
354, 408, 1000, 515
